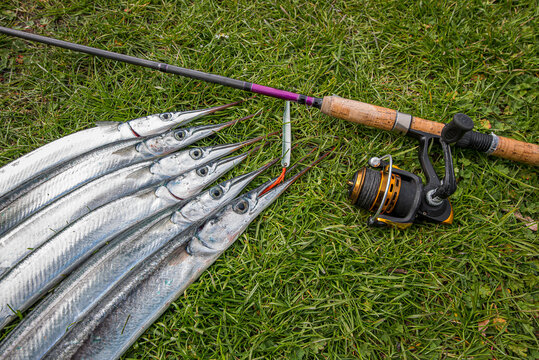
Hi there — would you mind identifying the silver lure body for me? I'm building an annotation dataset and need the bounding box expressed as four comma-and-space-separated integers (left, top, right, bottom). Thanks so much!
0, 104, 232, 199
0, 138, 257, 278
0, 164, 271, 359
0, 119, 237, 236
43, 175, 295, 360
0, 152, 248, 329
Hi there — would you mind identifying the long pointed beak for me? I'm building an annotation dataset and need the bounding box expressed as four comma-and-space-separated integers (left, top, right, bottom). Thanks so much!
233, 130, 280, 149
226, 156, 280, 191
214, 109, 263, 131
208, 131, 278, 155
202, 97, 252, 114
197, 140, 270, 187
187, 110, 262, 138
210, 143, 259, 169
170, 98, 251, 126
257, 145, 318, 195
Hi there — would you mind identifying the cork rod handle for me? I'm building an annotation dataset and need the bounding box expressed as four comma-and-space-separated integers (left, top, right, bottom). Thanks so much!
320, 96, 539, 166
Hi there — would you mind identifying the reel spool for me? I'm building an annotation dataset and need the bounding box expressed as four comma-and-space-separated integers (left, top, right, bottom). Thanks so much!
348, 114, 474, 228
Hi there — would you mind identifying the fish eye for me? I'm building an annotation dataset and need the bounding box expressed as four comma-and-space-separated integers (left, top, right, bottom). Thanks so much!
190, 148, 202, 159
160, 113, 172, 121
174, 130, 186, 141
196, 167, 208, 176
209, 186, 223, 199
233, 199, 249, 214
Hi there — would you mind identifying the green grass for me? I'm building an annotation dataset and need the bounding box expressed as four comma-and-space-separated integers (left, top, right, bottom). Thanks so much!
0, 0, 537, 358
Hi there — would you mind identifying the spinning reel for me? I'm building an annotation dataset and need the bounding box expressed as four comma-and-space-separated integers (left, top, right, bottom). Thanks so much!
348, 114, 475, 228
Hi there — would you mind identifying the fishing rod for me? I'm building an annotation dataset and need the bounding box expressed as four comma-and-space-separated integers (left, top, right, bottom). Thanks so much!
1, 26, 537, 227
1, 26, 537, 166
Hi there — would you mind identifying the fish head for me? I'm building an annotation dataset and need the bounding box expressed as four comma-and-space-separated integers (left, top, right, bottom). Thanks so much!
169, 181, 232, 226
171, 158, 275, 224
136, 116, 251, 157
149, 146, 211, 176
161, 133, 266, 173
135, 129, 179, 156
165, 152, 248, 200
185, 176, 290, 257
126, 112, 189, 137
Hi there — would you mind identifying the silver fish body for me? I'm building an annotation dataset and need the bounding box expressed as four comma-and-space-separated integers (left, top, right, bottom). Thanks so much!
0, 102, 237, 200
0, 123, 133, 201
0, 136, 261, 278
0, 138, 140, 213
0, 152, 249, 329
42, 172, 298, 360
0, 118, 244, 236
0, 162, 273, 360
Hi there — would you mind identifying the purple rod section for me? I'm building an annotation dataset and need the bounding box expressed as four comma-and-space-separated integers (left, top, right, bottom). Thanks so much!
250, 83, 317, 107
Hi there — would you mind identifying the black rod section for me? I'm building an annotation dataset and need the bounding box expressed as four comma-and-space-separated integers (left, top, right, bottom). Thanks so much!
0, 26, 248, 90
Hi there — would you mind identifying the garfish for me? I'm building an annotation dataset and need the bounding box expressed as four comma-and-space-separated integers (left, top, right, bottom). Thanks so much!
0, 100, 241, 199
0, 113, 258, 236
41, 149, 331, 360
0, 159, 277, 360
0, 150, 252, 329
0, 133, 269, 276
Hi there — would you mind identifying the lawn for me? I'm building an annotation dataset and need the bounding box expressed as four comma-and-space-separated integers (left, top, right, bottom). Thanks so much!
0, 0, 537, 358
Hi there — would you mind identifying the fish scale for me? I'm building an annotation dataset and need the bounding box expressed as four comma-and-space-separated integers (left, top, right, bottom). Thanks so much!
0, 151, 249, 330
0, 190, 179, 330
0, 138, 141, 234
0, 124, 129, 200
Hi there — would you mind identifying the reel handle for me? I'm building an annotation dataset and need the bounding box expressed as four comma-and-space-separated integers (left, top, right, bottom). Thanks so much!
441, 113, 474, 144
429, 114, 473, 201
